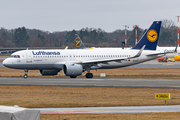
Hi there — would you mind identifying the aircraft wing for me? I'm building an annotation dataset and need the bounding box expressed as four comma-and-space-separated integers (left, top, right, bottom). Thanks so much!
78, 45, 146, 64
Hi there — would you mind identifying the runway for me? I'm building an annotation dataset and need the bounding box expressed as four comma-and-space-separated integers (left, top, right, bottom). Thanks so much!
1, 77, 180, 89
34, 105, 180, 114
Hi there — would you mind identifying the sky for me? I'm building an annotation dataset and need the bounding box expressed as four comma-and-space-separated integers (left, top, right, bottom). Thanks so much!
1, 0, 180, 33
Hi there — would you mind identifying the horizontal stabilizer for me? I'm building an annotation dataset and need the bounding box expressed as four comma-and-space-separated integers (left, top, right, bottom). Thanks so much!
146, 46, 177, 56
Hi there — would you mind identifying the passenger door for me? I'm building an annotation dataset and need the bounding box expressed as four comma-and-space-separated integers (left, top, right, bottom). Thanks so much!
26, 51, 32, 63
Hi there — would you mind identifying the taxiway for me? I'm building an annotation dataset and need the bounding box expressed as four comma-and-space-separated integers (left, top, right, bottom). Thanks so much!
0, 77, 180, 89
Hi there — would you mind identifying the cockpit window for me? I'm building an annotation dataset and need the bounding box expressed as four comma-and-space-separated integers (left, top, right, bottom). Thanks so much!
9, 55, 20, 58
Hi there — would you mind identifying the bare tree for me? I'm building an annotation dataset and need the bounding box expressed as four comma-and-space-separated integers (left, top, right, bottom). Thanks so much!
161, 19, 176, 29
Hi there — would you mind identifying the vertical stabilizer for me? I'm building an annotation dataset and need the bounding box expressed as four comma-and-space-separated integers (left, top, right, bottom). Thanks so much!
74, 34, 86, 49
132, 21, 162, 50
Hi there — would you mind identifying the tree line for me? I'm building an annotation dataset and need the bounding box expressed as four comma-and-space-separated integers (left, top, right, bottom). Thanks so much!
0, 20, 178, 48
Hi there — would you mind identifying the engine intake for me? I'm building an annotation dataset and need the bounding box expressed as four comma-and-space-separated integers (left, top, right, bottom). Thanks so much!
63, 63, 83, 76
39, 69, 59, 76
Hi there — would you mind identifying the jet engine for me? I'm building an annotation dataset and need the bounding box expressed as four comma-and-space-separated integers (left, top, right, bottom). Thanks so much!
39, 69, 59, 76
174, 55, 180, 61
62, 63, 83, 76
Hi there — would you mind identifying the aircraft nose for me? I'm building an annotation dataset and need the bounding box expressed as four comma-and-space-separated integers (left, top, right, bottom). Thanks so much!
3, 58, 10, 67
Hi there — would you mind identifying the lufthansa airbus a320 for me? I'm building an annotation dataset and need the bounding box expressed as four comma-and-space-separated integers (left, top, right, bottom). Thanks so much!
3, 21, 176, 78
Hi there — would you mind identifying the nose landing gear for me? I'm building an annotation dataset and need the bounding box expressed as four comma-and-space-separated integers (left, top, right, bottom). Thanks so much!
24, 69, 28, 79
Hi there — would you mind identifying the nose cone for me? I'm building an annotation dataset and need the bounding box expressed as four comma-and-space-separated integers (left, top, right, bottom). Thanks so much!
3, 58, 10, 67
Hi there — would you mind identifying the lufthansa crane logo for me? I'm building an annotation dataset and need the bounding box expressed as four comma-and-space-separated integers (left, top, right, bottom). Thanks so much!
75, 37, 82, 48
147, 29, 158, 42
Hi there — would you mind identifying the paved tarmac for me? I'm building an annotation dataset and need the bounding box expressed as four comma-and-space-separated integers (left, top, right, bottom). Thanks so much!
0, 77, 180, 89
34, 105, 180, 114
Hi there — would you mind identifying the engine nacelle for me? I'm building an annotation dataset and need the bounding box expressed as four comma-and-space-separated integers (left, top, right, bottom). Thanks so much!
174, 55, 180, 61
39, 69, 59, 76
62, 63, 83, 76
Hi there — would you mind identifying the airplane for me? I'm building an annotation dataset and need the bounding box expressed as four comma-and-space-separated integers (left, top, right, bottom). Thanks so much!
2, 21, 176, 79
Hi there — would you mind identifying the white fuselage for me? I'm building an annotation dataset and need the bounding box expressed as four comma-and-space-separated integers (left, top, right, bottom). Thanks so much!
3, 48, 163, 70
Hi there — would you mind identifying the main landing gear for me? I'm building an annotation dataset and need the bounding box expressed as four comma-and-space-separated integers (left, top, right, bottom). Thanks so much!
24, 69, 28, 79
86, 73, 93, 78
85, 68, 93, 78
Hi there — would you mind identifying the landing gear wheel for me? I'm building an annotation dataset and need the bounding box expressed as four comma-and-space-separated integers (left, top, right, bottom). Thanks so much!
86, 73, 93, 78
70, 76, 77, 78
24, 74, 28, 79
24, 69, 28, 79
